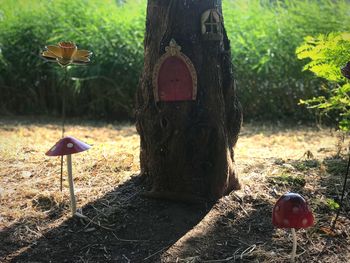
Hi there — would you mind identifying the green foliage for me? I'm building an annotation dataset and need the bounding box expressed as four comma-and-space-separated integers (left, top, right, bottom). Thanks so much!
324, 157, 348, 176
1, 0, 350, 120
297, 33, 350, 130
291, 159, 319, 171
0, 0, 145, 119
326, 198, 340, 211
268, 173, 306, 187
224, 0, 350, 120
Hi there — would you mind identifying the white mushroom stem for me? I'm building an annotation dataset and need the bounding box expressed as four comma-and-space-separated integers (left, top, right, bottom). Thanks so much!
291, 228, 297, 263
66, 154, 77, 215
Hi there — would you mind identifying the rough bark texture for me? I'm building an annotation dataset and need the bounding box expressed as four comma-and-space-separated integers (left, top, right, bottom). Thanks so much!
136, 0, 242, 201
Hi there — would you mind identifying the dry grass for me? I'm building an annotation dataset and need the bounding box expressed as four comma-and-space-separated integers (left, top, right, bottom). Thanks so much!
0, 118, 349, 262
233, 124, 350, 262
0, 118, 139, 233
162, 123, 350, 262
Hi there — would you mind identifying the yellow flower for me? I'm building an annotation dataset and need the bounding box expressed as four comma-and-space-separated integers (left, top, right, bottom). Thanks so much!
41, 41, 92, 67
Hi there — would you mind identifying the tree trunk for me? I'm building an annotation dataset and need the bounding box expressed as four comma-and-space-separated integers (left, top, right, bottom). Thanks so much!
136, 0, 242, 201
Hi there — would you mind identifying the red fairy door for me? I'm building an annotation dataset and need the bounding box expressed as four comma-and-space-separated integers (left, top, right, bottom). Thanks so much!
158, 56, 193, 101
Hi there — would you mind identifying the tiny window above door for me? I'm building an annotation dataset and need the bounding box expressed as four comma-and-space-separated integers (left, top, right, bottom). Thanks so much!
201, 9, 223, 41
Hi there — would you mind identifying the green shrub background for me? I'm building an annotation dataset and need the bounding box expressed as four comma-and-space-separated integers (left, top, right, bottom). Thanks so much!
0, 0, 349, 121
297, 33, 350, 130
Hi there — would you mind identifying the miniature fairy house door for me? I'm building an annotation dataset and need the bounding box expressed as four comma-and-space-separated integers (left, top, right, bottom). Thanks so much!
153, 39, 197, 102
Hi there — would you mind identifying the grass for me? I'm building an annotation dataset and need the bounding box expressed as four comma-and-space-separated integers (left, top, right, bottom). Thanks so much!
0, 118, 349, 262
1, 0, 350, 120
0, 118, 140, 227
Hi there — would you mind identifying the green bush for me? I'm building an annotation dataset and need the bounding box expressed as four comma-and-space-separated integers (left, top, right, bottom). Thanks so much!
0, 0, 145, 119
296, 33, 350, 130
1, 0, 350, 121
223, 0, 350, 121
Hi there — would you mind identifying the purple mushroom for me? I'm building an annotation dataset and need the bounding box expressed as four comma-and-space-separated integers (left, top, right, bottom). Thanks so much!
46, 136, 90, 216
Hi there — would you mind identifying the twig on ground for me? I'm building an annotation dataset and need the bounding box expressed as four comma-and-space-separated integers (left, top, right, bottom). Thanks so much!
122, 254, 131, 263
143, 244, 170, 261
112, 232, 149, 243
91, 204, 108, 217
240, 244, 256, 259
75, 213, 114, 231
200, 244, 257, 262
231, 237, 251, 247
239, 204, 249, 216
202, 256, 234, 262
231, 192, 243, 203
80, 243, 99, 255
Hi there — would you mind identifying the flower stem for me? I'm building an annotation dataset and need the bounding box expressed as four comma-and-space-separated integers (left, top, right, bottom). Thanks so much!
291, 228, 297, 263
61, 67, 68, 138
60, 67, 68, 192
332, 149, 350, 229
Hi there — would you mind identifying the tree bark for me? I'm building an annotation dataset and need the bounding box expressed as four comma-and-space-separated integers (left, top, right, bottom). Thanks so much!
136, 0, 242, 201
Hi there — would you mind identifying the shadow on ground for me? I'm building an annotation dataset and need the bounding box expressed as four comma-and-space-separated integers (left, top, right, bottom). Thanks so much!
1, 174, 279, 263
162, 195, 275, 262
1, 176, 212, 262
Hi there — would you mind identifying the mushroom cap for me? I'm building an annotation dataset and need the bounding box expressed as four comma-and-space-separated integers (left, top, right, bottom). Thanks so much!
46, 136, 91, 156
272, 193, 314, 229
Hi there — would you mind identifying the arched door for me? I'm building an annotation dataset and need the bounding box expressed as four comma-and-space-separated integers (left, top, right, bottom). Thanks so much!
157, 56, 193, 101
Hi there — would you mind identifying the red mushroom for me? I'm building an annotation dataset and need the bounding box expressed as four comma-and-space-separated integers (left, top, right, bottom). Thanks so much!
272, 193, 314, 262
46, 136, 91, 216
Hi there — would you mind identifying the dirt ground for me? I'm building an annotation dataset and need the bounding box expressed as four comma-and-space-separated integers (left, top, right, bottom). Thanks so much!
0, 117, 349, 262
